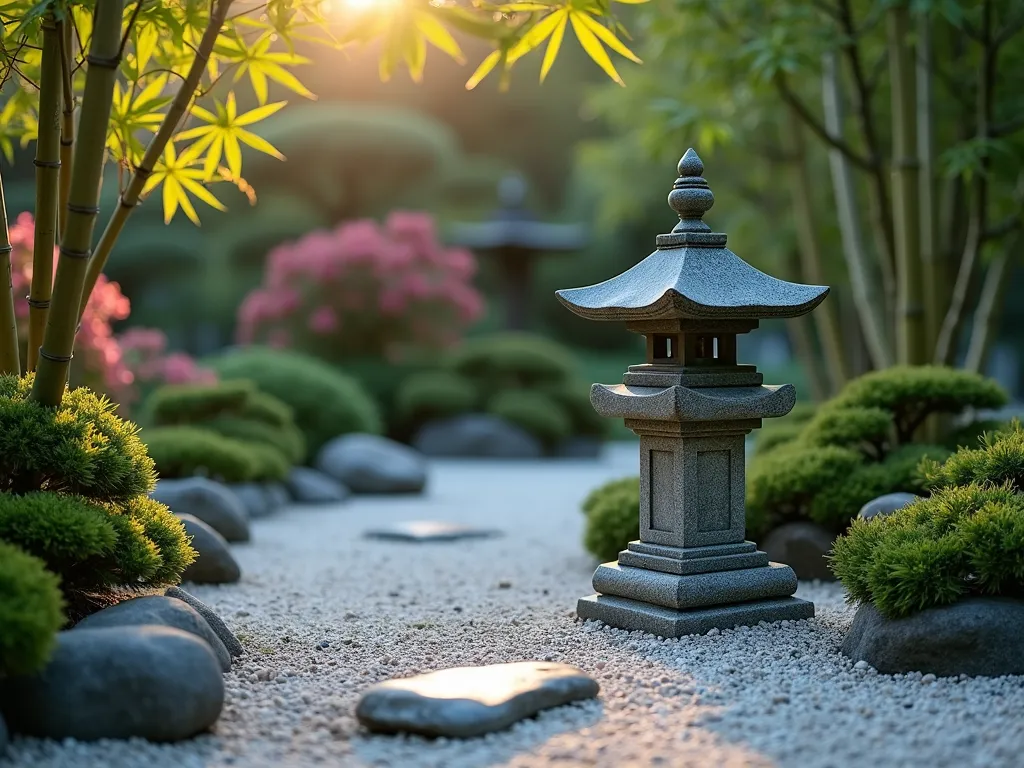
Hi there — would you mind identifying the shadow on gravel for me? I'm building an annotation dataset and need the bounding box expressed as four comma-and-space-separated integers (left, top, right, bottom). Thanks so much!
348, 699, 605, 768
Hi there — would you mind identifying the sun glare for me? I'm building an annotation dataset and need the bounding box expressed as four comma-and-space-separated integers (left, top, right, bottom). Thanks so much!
327, 0, 399, 12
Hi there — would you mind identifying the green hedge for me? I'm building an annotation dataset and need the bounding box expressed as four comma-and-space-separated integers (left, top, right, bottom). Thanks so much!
0, 541, 64, 676
142, 425, 261, 483
209, 347, 382, 459
581, 476, 639, 561
832, 422, 1024, 618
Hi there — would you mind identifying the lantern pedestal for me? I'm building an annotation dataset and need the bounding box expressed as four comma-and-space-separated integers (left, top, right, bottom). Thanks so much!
575, 380, 814, 637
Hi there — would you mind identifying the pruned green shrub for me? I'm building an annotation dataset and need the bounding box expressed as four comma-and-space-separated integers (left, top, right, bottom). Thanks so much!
142, 426, 259, 483
753, 401, 817, 458
0, 541, 64, 676
582, 476, 639, 561
0, 491, 195, 594
746, 366, 1006, 536
486, 389, 572, 446
203, 416, 305, 466
394, 370, 477, 427
209, 347, 382, 458
922, 419, 1024, 491
0, 373, 156, 502
446, 333, 576, 389
147, 379, 255, 425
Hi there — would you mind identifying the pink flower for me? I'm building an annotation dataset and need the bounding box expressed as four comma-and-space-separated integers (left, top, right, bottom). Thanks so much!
308, 306, 338, 334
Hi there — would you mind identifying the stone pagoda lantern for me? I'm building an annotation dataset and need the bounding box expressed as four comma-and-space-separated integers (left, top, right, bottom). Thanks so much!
556, 149, 829, 637
451, 174, 587, 331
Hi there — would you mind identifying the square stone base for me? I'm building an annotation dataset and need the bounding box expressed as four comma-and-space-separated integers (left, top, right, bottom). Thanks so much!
577, 593, 814, 638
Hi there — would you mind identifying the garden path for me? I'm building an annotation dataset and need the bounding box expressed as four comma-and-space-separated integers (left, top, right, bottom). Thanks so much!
6, 444, 1024, 768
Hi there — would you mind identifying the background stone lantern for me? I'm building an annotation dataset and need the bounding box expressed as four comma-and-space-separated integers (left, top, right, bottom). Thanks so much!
451, 174, 587, 332
557, 149, 829, 637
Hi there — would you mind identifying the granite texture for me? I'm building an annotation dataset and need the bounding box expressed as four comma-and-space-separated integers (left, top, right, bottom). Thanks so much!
230, 483, 275, 520
577, 593, 815, 638
164, 586, 244, 659
316, 434, 428, 495
591, 383, 796, 423
73, 595, 232, 672
177, 514, 242, 585
0, 626, 224, 742
355, 662, 599, 738
363, 521, 502, 543
858, 492, 920, 521
841, 598, 1024, 677
618, 548, 769, 575
592, 561, 798, 611
153, 477, 250, 542
286, 467, 351, 504
412, 415, 544, 459
762, 522, 836, 582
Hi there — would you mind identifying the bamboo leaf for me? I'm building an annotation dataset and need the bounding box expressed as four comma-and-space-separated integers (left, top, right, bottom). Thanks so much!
179, 176, 226, 212
233, 101, 287, 126
235, 127, 285, 159
574, 11, 641, 64
223, 133, 242, 177
465, 49, 502, 90
415, 11, 465, 63
507, 10, 566, 65
569, 11, 623, 85
540, 11, 567, 82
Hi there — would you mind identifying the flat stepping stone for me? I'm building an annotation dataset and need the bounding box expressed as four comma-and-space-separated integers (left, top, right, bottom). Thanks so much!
356, 661, 599, 738
363, 521, 501, 543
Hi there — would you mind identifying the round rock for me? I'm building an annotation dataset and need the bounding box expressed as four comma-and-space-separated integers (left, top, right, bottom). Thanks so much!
229, 483, 275, 519
286, 467, 350, 504
316, 434, 427, 494
842, 597, 1024, 677
177, 514, 241, 585
858, 492, 920, 521
152, 477, 250, 542
0, 626, 224, 742
412, 415, 543, 459
165, 586, 244, 659
73, 595, 232, 672
761, 522, 836, 581
355, 661, 599, 738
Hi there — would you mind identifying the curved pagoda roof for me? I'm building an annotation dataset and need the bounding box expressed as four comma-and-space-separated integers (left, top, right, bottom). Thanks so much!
556, 150, 828, 322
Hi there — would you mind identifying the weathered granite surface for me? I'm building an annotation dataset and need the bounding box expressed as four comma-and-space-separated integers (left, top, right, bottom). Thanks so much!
355, 662, 599, 738
762, 522, 836, 582
286, 467, 350, 504
153, 477, 250, 542
317, 434, 428, 495
0, 626, 224, 742
165, 586, 244, 659
73, 595, 231, 672
591, 383, 796, 423
177, 514, 241, 585
842, 598, 1024, 676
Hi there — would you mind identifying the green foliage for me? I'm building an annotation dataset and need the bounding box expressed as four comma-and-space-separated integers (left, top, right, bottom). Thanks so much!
581, 476, 639, 562
540, 382, 608, 438
447, 333, 577, 389
745, 367, 1008, 535
208, 347, 382, 459
0, 491, 195, 594
486, 389, 572, 447
147, 380, 255, 425
395, 370, 478, 427
753, 401, 817, 458
203, 416, 305, 467
0, 541, 64, 676
0, 374, 156, 502
142, 426, 259, 483
922, 419, 1024, 493
831, 477, 1024, 618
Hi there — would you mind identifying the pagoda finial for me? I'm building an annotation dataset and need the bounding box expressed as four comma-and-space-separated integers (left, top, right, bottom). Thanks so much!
668, 148, 714, 233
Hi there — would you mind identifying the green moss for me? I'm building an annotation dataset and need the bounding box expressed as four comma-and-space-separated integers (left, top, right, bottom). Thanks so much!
0, 373, 156, 502
581, 476, 639, 561
485, 389, 572, 446
0, 541, 64, 676
143, 426, 259, 483
923, 419, 1024, 492
209, 347, 382, 458
801, 405, 894, 449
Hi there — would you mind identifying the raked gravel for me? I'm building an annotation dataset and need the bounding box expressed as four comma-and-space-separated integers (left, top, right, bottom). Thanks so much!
4, 443, 1023, 768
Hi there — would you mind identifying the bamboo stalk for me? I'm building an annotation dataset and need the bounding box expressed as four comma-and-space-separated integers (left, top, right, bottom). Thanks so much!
821, 51, 893, 370
964, 248, 1013, 374
783, 107, 849, 395
58, 19, 76, 241
80, 0, 234, 319
917, 12, 941, 353
27, 16, 64, 372
887, 3, 926, 365
30, 0, 123, 407
0, 167, 20, 376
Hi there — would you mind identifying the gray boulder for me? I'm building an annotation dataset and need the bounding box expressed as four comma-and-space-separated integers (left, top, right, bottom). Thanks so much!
178, 514, 241, 584
165, 586, 244, 659
229, 483, 274, 519
316, 434, 427, 494
761, 522, 835, 581
356, 661, 599, 738
74, 595, 231, 672
265, 483, 290, 510
412, 415, 543, 459
0, 626, 224, 742
152, 477, 250, 543
842, 597, 1024, 677
286, 467, 350, 503
858, 492, 920, 521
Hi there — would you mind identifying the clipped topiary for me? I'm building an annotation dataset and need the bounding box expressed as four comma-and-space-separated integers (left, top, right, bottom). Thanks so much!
209, 347, 382, 459
582, 476, 639, 562
446, 332, 577, 389
147, 379, 254, 425
486, 389, 572, 447
0, 373, 156, 501
0, 541, 64, 676
142, 426, 259, 483
394, 369, 477, 428
746, 366, 1006, 536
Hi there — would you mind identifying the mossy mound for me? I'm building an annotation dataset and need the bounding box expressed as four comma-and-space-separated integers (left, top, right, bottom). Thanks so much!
0, 541, 64, 676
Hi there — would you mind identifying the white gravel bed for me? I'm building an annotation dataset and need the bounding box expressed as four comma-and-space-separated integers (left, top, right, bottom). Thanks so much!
5, 443, 1023, 768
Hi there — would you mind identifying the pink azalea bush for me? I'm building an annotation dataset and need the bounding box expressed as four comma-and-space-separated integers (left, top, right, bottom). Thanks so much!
8, 212, 215, 412
236, 212, 485, 362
